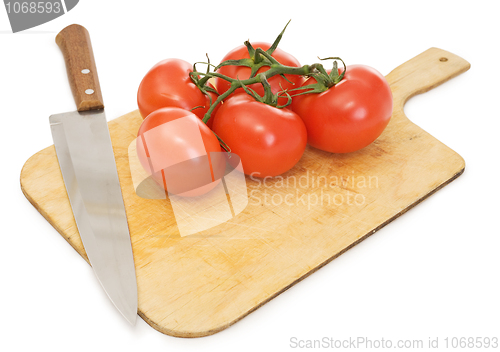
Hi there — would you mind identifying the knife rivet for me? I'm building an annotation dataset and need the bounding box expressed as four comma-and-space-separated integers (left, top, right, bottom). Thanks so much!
85, 89, 94, 95
81, 69, 90, 74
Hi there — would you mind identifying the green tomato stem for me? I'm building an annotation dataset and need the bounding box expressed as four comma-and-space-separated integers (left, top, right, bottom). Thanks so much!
192, 21, 347, 125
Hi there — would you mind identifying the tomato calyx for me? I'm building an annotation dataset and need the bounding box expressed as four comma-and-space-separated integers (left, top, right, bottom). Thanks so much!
235, 73, 292, 109
288, 57, 347, 97
211, 129, 232, 155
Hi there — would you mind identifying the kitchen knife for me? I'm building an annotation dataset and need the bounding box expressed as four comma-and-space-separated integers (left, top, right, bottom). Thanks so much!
49, 24, 138, 325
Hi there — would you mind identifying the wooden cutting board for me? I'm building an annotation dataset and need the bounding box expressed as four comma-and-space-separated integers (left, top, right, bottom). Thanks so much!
20, 48, 469, 338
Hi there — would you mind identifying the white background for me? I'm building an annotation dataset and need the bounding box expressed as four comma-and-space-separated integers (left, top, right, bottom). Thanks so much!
1, 1, 499, 351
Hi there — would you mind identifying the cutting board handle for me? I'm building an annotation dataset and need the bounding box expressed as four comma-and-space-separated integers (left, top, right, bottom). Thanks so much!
56, 24, 104, 112
386, 47, 470, 114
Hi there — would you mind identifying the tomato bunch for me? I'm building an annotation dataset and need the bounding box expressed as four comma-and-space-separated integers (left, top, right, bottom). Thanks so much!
136, 23, 393, 195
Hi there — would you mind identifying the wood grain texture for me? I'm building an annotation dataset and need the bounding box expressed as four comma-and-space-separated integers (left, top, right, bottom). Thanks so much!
21, 48, 470, 337
55, 24, 104, 111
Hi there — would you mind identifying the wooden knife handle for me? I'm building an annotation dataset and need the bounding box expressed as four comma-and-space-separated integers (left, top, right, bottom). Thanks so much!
56, 24, 104, 112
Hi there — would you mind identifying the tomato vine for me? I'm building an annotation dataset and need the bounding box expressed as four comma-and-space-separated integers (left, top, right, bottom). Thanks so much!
189, 21, 347, 125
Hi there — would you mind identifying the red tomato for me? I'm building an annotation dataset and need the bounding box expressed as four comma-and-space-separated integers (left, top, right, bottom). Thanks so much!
292, 65, 393, 153
214, 42, 303, 106
137, 58, 218, 126
212, 94, 307, 178
136, 107, 224, 197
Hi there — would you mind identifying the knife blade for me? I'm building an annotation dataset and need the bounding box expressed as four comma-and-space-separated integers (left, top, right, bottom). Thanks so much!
49, 24, 138, 325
